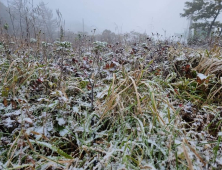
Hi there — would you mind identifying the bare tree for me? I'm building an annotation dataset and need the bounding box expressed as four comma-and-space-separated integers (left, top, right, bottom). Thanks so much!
6, 0, 58, 40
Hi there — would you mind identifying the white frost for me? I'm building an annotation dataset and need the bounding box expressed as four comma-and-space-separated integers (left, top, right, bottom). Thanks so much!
56, 117, 66, 126
24, 118, 33, 124
59, 128, 69, 136
73, 106, 79, 112
4, 110, 21, 116
37, 98, 49, 102
218, 132, 222, 136
197, 73, 207, 80
18, 117, 33, 124
3, 117, 15, 127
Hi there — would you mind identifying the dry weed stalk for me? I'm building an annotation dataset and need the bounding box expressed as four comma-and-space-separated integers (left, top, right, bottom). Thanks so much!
195, 57, 222, 76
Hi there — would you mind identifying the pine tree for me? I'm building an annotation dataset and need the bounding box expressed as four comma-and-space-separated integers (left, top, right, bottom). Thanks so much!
181, 0, 222, 38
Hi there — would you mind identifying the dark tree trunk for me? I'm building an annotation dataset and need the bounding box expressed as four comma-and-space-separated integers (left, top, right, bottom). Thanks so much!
207, 9, 220, 38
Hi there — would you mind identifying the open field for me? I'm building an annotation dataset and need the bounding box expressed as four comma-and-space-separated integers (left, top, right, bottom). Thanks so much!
0, 34, 222, 170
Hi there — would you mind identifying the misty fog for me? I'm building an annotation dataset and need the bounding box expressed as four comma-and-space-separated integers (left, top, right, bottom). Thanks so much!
1, 0, 189, 36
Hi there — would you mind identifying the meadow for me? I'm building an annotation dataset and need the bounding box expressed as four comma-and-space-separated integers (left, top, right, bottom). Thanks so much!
0, 32, 222, 170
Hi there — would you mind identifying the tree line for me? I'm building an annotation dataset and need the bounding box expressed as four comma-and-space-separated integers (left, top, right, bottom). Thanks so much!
1, 0, 221, 44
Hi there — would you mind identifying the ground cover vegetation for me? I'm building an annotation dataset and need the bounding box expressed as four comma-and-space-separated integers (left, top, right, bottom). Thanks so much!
0, 0, 222, 170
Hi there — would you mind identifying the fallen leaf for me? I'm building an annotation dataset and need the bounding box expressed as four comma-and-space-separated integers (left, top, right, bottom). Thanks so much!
3, 98, 8, 107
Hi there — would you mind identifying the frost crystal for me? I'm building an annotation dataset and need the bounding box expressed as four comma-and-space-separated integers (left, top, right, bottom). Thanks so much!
3, 117, 15, 128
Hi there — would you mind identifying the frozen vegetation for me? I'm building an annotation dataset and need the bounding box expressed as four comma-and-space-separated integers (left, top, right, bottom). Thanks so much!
0, 33, 222, 170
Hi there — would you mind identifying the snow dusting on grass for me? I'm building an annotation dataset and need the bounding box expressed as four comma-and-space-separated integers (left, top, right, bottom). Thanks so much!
0, 36, 222, 170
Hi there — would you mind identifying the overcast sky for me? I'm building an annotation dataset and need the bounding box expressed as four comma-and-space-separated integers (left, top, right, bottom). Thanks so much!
1, 0, 190, 35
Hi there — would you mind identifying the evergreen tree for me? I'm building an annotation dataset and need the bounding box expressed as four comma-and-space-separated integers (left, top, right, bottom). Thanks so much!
181, 0, 222, 38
